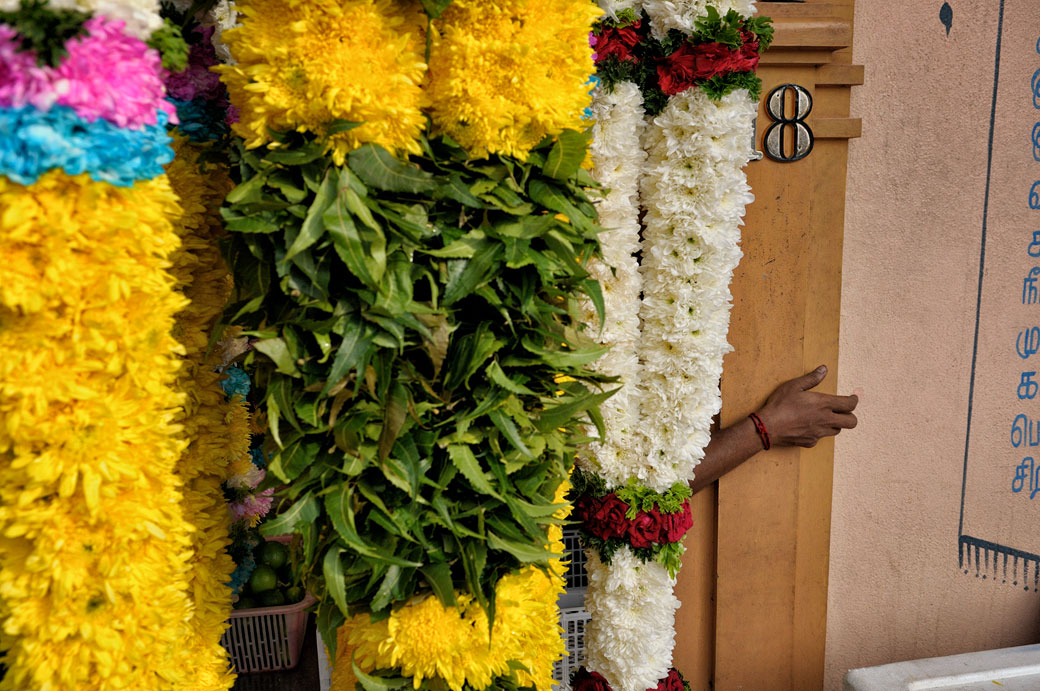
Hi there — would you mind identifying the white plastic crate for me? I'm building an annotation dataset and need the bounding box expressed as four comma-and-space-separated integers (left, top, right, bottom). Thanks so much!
562, 527, 588, 590
317, 628, 332, 691
553, 606, 591, 691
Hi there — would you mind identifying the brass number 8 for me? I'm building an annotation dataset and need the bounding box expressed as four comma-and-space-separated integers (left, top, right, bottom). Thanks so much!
764, 83, 814, 163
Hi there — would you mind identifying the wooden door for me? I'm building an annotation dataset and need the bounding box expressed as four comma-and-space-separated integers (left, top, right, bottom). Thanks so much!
672, 2, 862, 690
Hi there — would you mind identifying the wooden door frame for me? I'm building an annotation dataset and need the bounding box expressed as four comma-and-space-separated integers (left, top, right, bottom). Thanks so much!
672, 3, 862, 689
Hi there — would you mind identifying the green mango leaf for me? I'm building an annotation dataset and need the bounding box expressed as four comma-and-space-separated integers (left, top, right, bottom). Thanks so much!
527, 179, 595, 232
325, 172, 386, 289
323, 548, 349, 617
488, 408, 534, 459
419, 562, 458, 609
435, 173, 483, 208
254, 337, 300, 376
348, 144, 437, 194
486, 531, 550, 564
325, 486, 424, 567
352, 658, 410, 691
285, 169, 335, 261
486, 361, 537, 395
443, 240, 503, 305
225, 173, 267, 205
541, 129, 590, 181
377, 383, 409, 462
322, 315, 374, 396
259, 492, 319, 536
419, 0, 453, 18
326, 119, 363, 135
447, 445, 501, 499
316, 598, 346, 660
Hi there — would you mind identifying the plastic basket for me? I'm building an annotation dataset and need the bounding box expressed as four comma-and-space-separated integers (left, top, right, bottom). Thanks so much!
317, 626, 333, 691
562, 527, 588, 590
553, 606, 591, 691
222, 536, 316, 673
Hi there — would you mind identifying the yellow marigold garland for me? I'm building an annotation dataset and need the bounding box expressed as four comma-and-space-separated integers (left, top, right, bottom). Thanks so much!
426, 0, 600, 159
331, 482, 572, 691
217, 0, 428, 164
165, 136, 245, 690
0, 171, 196, 690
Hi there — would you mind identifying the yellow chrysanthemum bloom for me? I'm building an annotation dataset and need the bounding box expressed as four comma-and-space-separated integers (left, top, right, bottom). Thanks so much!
335, 481, 572, 691
166, 136, 244, 690
0, 171, 197, 690
426, 0, 601, 159
217, 0, 428, 163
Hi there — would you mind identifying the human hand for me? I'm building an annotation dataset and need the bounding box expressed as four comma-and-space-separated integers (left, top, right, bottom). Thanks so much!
755, 365, 858, 448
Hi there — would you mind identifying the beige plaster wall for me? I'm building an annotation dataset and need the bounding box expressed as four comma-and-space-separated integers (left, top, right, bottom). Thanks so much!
826, 1, 1040, 688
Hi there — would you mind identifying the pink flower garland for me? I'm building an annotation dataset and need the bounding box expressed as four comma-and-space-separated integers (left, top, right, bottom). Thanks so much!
0, 16, 176, 128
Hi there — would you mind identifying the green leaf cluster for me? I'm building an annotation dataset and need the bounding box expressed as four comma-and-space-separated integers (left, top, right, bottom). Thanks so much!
146, 17, 189, 72
0, 0, 90, 67
593, 9, 773, 115
221, 128, 611, 655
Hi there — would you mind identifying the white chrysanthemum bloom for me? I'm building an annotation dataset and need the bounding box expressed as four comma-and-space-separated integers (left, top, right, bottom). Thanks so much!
0, 0, 164, 39
579, 81, 649, 488
584, 548, 680, 691
636, 87, 756, 490
643, 0, 757, 39
203, 0, 238, 64
597, 0, 644, 19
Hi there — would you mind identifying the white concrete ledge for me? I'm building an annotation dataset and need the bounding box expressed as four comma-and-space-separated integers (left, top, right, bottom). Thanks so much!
844, 644, 1040, 690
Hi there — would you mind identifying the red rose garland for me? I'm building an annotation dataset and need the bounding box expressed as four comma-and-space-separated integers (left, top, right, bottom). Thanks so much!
573, 668, 690, 691
575, 492, 693, 548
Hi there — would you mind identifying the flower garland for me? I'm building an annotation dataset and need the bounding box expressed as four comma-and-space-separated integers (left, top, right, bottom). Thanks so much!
165, 133, 243, 690
0, 3, 242, 686
575, 3, 767, 691
580, 79, 649, 488
591, 6, 771, 114
216, 0, 428, 163
0, 9, 178, 185
573, 471, 692, 575
426, 0, 600, 159
0, 170, 198, 690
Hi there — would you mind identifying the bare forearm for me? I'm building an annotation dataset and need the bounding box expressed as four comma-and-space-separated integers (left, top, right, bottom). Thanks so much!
690, 417, 762, 494
689, 365, 859, 495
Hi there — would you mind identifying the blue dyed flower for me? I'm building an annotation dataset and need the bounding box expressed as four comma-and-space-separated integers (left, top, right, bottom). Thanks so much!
168, 97, 230, 142
0, 104, 174, 186
220, 366, 251, 400
250, 447, 267, 469
583, 74, 600, 121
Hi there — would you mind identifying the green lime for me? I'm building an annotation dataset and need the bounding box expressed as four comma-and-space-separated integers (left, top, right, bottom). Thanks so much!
260, 590, 286, 607
259, 541, 288, 570
285, 586, 305, 604
248, 565, 277, 594
235, 596, 257, 610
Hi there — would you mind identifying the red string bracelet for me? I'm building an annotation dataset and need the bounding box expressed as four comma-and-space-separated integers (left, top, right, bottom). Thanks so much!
748, 413, 771, 451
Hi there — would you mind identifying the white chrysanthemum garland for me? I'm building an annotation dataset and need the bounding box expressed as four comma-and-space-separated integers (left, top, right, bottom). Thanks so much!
581, 80, 649, 489
576, 3, 764, 691
584, 548, 681, 691
642, 0, 755, 38
636, 87, 756, 492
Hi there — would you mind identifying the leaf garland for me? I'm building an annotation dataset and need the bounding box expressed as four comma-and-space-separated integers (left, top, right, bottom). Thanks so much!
220, 127, 611, 653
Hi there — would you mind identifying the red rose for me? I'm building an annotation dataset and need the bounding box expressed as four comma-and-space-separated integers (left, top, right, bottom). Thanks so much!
737, 43, 760, 71
594, 21, 643, 64
577, 493, 630, 540
627, 508, 664, 548
664, 501, 694, 542
656, 669, 684, 691
657, 42, 753, 96
572, 668, 612, 691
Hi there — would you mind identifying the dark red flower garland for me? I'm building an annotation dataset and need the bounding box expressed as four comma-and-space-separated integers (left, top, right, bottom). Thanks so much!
573, 667, 691, 691
575, 491, 693, 549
